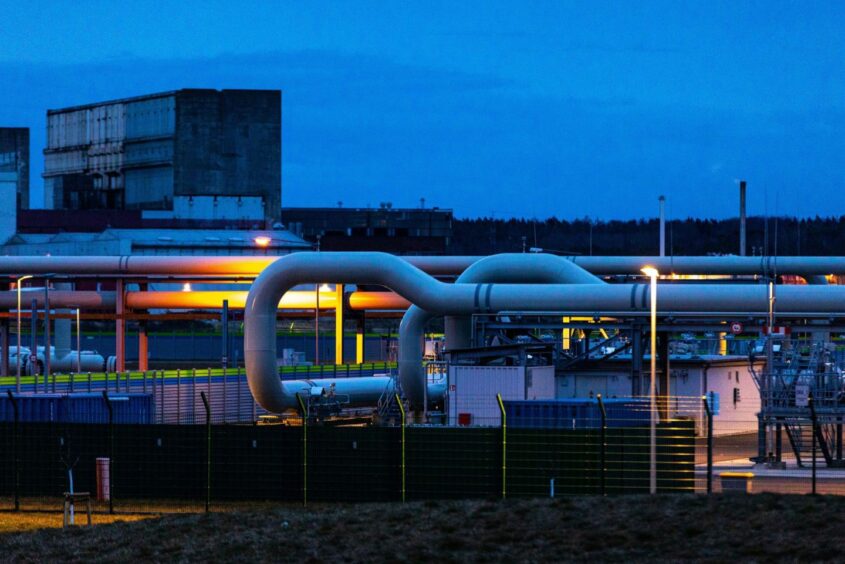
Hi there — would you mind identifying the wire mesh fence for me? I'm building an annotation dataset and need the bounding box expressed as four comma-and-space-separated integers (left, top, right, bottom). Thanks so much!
1, 389, 842, 519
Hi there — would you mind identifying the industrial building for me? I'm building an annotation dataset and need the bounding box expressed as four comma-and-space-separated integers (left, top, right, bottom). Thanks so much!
0, 127, 29, 209
283, 204, 453, 254
42, 89, 281, 225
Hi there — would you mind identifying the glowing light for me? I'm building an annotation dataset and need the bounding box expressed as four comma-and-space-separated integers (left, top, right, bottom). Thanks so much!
641, 266, 659, 278
319, 283, 332, 292
182, 283, 192, 292
253, 236, 271, 247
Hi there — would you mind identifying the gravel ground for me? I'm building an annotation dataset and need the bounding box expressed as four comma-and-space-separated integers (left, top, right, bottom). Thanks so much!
1, 494, 842, 563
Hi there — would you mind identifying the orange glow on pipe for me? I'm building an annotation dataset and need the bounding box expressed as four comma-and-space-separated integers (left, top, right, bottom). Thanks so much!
124, 290, 410, 311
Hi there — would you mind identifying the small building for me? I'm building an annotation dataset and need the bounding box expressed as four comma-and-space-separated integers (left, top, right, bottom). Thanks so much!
0, 127, 29, 209
42, 90, 281, 225
283, 205, 453, 254
557, 355, 764, 436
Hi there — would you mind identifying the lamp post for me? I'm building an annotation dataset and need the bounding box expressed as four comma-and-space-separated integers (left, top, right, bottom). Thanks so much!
76, 308, 82, 374
641, 266, 659, 494
15, 275, 33, 392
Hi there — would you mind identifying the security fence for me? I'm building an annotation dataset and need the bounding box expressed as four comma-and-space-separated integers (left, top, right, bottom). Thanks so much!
2, 389, 842, 519
0, 362, 396, 425
0, 391, 697, 515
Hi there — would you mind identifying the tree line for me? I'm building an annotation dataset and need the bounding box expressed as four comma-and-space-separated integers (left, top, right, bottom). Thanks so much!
449, 216, 845, 256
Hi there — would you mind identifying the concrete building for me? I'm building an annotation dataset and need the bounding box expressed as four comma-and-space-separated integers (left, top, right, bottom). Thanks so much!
43, 89, 281, 225
0, 127, 29, 209
284, 204, 453, 254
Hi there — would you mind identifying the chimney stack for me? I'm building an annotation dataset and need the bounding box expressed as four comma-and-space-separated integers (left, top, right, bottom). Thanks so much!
739, 180, 747, 256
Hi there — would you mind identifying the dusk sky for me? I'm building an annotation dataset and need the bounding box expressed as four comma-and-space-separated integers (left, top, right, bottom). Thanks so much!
1, 1, 842, 220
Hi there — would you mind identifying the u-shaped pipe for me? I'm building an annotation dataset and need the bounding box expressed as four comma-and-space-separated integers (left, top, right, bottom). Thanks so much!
244, 252, 845, 412
398, 254, 604, 408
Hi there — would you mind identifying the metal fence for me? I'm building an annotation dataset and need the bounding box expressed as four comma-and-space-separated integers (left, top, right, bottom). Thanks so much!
1, 389, 842, 519
0, 363, 397, 425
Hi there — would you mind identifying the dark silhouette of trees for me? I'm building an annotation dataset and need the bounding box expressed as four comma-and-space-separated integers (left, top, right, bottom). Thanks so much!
449, 216, 845, 256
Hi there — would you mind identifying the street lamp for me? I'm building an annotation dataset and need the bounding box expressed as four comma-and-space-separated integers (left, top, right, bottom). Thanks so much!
76, 308, 82, 374
16, 274, 34, 392
641, 266, 659, 495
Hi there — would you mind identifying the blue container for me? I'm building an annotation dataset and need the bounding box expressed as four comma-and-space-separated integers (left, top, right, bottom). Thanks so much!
504, 398, 649, 429
0, 393, 153, 424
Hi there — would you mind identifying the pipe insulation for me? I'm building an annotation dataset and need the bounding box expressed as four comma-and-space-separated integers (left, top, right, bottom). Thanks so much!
244, 252, 845, 413
399, 254, 604, 408
0, 255, 482, 277
2, 255, 845, 276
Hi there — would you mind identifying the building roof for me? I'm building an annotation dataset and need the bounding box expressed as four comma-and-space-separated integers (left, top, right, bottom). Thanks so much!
1, 227, 310, 256
47, 89, 282, 114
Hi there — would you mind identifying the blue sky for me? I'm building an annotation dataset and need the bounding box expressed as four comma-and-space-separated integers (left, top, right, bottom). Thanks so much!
0, 1, 842, 219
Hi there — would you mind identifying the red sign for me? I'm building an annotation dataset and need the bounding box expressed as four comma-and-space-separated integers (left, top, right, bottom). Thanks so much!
763, 325, 791, 338
729, 322, 743, 335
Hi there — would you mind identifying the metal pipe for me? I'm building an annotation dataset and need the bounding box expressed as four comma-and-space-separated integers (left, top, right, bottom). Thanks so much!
2, 254, 845, 276
244, 252, 845, 413
400, 254, 603, 408
0, 255, 482, 277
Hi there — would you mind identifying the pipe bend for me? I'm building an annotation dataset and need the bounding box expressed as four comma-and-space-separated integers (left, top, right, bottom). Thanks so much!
245, 252, 458, 411
399, 253, 603, 409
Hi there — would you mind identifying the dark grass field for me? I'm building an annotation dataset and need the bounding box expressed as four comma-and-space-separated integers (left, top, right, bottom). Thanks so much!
1, 494, 843, 562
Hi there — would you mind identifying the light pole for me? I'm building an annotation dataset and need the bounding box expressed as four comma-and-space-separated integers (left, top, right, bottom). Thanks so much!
641, 266, 659, 494
15, 275, 34, 392
76, 308, 82, 374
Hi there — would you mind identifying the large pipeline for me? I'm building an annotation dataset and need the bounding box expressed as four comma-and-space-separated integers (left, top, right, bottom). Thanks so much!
0, 256, 481, 277
398, 254, 604, 407
0, 290, 410, 311
244, 252, 845, 413
1, 255, 845, 277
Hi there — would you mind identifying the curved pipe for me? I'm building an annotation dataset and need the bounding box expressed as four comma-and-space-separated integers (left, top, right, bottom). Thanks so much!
244, 252, 845, 413
399, 254, 604, 408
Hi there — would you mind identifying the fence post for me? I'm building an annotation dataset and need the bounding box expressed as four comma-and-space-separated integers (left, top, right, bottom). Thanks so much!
87, 371, 92, 393
200, 391, 211, 513
395, 393, 406, 503
102, 390, 114, 514
176, 369, 181, 424
597, 394, 607, 496
809, 394, 817, 495
702, 395, 713, 494
6, 391, 20, 511
496, 393, 507, 500
222, 366, 228, 424
192, 369, 197, 424
296, 392, 308, 507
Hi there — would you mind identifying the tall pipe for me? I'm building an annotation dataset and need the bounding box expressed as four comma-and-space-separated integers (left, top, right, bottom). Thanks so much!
400, 254, 603, 408
659, 195, 666, 257
244, 252, 845, 413
739, 180, 747, 256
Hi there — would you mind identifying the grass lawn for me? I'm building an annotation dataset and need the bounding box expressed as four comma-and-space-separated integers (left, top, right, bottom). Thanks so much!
1, 494, 842, 562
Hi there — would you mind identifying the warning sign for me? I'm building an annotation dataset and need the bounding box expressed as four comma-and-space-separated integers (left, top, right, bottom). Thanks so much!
729, 322, 743, 335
